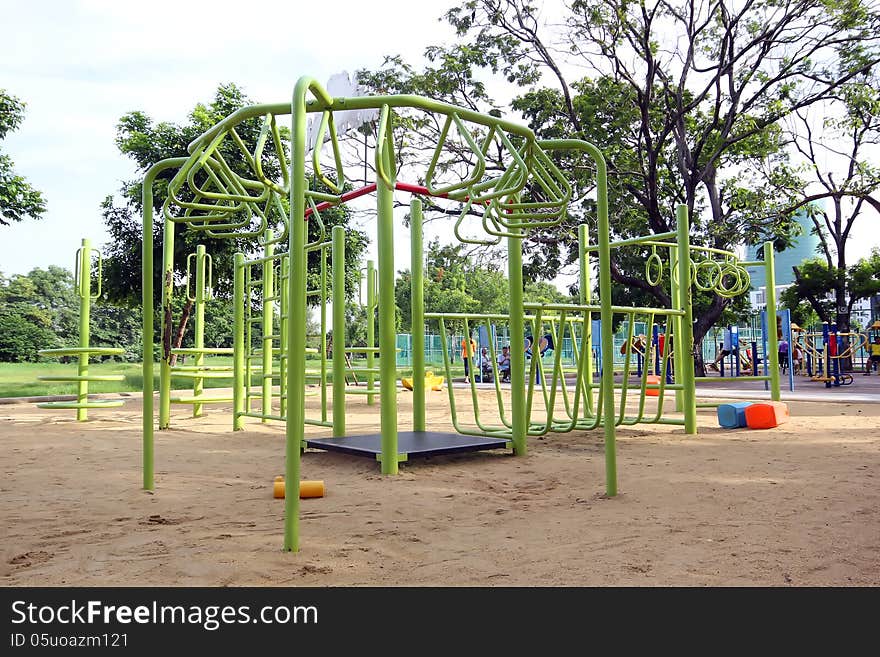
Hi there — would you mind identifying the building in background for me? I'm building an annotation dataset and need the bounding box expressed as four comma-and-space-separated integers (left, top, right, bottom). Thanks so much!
747, 206, 821, 311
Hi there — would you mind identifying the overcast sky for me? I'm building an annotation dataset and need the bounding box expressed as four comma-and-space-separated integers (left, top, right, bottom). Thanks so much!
2, 0, 877, 282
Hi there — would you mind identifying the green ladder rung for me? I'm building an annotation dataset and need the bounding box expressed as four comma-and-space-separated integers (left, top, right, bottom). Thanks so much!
36, 400, 125, 409
170, 396, 234, 404
37, 375, 125, 382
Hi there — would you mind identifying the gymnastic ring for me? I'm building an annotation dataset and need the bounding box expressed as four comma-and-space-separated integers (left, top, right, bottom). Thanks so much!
695, 259, 722, 292
670, 258, 698, 287
645, 250, 663, 287
715, 263, 744, 297
721, 264, 750, 297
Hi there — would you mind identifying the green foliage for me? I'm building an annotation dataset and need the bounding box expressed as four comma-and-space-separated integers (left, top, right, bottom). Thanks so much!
0, 314, 56, 362
0, 89, 46, 225
783, 250, 880, 328
0, 267, 145, 363
359, 0, 880, 347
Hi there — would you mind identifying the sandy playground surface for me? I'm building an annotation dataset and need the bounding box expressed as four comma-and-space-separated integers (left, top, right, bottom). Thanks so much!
1, 386, 879, 587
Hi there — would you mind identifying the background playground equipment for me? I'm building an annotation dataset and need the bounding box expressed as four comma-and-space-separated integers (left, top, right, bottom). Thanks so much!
272, 476, 325, 499
139, 76, 706, 553
35, 238, 125, 420
401, 372, 444, 391
794, 322, 867, 387
168, 244, 236, 415
692, 245, 787, 407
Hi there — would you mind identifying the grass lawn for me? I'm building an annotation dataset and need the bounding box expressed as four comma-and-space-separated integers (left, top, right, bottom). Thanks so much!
0, 358, 464, 398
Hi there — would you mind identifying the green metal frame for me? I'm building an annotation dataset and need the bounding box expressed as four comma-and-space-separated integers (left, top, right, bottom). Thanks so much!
37, 238, 125, 418
138, 76, 735, 553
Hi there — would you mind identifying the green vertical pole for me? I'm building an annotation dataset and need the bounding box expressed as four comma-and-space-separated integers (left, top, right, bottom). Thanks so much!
578, 224, 594, 413
280, 256, 288, 418
284, 78, 319, 551
366, 260, 376, 406
76, 239, 91, 422
262, 231, 275, 422
764, 241, 781, 401
193, 244, 206, 418
159, 214, 175, 430
669, 244, 683, 413
142, 157, 186, 491
594, 153, 616, 496
508, 224, 527, 456
377, 133, 399, 475
411, 199, 426, 432
143, 177, 155, 489
233, 252, 245, 431
332, 225, 346, 436
676, 205, 697, 434
319, 247, 328, 421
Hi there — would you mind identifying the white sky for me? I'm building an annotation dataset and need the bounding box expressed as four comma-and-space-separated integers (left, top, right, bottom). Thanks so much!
1, 0, 877, 282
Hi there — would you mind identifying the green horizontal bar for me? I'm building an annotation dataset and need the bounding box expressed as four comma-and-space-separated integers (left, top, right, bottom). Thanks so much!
170, 371, 235, 379
170, 396, 234, 404
171, 348, 234, 354
239, 411, 285, 422
37, 400, 125, 409
582, 231, 677, 252
38, 375, 125, 382
170, 365, 236, 372
39, 347, 126, 356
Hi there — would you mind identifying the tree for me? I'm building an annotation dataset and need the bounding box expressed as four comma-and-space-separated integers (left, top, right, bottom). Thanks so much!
783, 250, 880, 333
0, 269, 66, 361
101, 83, 368, 362
0, 90, 46, 225
358, 0, 880, 372
769, 76, 880, 334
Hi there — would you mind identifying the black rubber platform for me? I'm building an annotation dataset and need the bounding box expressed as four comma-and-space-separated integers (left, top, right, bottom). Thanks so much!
305, 431, 510, 460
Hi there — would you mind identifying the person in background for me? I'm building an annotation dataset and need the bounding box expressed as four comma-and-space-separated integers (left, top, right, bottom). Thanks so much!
792, 343, 803, 374
497, 345, 511, 382
778, 337, 789, 372
865, 337, 880, 376
461, 335, 477, 379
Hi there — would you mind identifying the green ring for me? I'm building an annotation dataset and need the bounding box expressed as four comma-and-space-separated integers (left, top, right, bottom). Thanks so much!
645, 251, 663, 286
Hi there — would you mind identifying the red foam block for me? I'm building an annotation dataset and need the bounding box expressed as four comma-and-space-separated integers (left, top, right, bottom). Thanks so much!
744, 401, 789, 429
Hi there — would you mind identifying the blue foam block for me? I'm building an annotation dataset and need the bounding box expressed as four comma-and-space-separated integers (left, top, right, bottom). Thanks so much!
717, 402, 754, 429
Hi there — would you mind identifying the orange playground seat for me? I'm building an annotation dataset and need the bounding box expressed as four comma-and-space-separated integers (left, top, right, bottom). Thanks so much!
744, 401, 789, 429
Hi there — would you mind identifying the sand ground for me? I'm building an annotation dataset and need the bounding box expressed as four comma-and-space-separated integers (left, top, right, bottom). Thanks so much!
2, 387, 878, 586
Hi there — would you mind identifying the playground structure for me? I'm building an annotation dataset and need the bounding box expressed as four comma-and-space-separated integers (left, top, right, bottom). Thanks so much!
793, 322, 867, 387
35, 238, 125, 419
136, 76, 777, 552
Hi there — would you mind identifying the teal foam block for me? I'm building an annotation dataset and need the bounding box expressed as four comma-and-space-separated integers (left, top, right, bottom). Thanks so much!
717, 402, 754, 429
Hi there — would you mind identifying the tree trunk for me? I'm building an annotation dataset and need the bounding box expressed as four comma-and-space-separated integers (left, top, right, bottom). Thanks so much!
166, 298, 194, 368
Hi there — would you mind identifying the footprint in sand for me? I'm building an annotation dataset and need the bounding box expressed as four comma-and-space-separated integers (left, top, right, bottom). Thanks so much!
9, 551, 52, 567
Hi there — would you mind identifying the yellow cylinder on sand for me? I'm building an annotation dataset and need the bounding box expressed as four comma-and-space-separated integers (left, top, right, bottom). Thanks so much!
273, 476, 325, 499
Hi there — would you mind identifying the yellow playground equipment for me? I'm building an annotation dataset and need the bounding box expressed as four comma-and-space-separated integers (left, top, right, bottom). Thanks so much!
793, 322, 867, 387
401, 372, 444, 392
